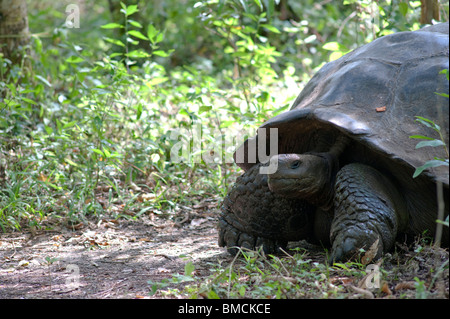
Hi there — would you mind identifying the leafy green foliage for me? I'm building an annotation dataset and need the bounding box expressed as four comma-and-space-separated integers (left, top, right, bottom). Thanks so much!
149, 248, 337, 298
0, 0, 447, 231
1, 0, 448, 300
147, 248, 376, 299
409, 69, 449, 178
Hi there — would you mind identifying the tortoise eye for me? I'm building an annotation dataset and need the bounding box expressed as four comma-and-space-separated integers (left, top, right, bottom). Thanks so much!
291, 160, 301, 169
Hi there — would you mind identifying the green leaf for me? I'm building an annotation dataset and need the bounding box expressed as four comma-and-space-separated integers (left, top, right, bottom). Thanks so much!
172, 274, 195, 283
128, 30, 148, 41
153, 50, 171, 57
332, 263, 350, 270
253, 0, 263, 10
399, 2, 408, 16
239, 0, 248, 12
323, 41, 340, 51
413, 159, 449, 178
155, 32, 164, 44
101, 23, 124, 29
20, 97, 37, 105
147, 24, 158, 41
415, 116, 440, 132
91, 148, 104, 156
261, 24, 280, 34
146, 77, 169, 87
66, 56, 84, 64
135, 103, 143, 120
409, 135, 435, 140
415, 139, 446, 149
184, 262, 195, 277
63, 121, 77, 129
436, 216, 449, 227
44, 125, 53, 135
241, 12, 259, 23
207, 290, 220, 299
323, 41, 349, 52
33, 36, 43, 55
126, 37, 139, 45
244, 26, 257, 34
128, 19, 143, 28
329, 51, 344, 61
110, 52, 124, 58
45, 257, 58, 264
127, 50, 150, 58
104, 37, 126, 47
435, 92, 449, 98
239, 285, 246, 297
65, 158, 79, 167
103, 148, 111, 158
199, 105, 212, 113
125, 4, 139, 16
35, 75, 52, 87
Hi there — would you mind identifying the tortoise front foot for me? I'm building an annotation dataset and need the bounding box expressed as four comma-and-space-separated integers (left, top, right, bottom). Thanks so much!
330, 228, 382, 263
218, 215, 287, 255
329, 164, 407, 263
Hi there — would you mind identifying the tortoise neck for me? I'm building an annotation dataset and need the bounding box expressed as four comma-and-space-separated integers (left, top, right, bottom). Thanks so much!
306, 152, 338, 211
329, 135, 349, 158
313, 135, 348, 210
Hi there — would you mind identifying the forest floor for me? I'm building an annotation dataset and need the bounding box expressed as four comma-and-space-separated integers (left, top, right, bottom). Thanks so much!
0, 207, 226, 299
0, 203, 448, 299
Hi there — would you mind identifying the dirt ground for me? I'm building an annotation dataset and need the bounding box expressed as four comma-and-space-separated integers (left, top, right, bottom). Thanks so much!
0, 209, 448, 299
0, 210, 228, 299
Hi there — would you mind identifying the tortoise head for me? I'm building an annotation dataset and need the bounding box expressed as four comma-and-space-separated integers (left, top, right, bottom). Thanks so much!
267, 153, 334, 209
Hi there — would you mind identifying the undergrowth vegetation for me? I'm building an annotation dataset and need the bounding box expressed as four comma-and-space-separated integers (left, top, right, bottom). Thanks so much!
0, 0, 449, 299
149, 240, 448, 299
0, 0, 438, 231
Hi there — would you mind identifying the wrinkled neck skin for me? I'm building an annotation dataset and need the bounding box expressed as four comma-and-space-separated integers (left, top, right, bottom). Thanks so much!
306, 152, 338, 211
314, 136, 348, 210
267, 135, 348, 211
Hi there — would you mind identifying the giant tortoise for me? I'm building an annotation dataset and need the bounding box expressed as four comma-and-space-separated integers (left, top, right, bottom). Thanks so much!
218, 22, 449, 262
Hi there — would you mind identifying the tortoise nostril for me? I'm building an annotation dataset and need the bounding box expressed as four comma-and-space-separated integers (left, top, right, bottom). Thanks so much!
290, 160, 300, 169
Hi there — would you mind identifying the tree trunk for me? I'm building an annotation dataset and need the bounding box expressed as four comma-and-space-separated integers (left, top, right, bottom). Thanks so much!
0, 0, 30, 64
420, 0, 440, 24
